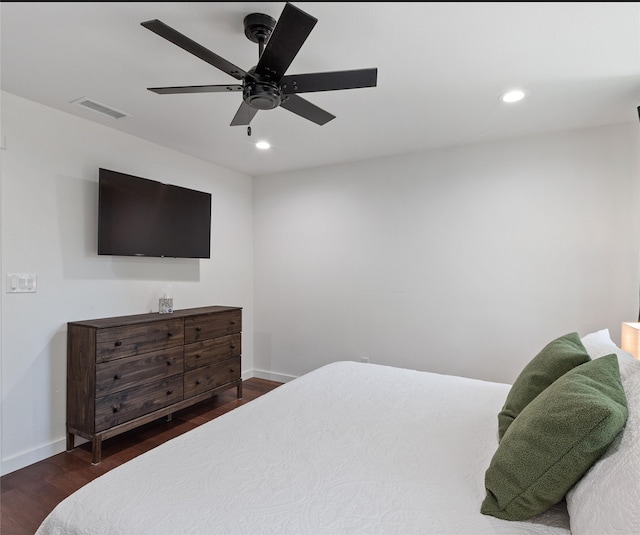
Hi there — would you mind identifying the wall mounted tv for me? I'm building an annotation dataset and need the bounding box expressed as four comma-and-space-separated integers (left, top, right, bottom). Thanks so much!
98, 168, 212, 259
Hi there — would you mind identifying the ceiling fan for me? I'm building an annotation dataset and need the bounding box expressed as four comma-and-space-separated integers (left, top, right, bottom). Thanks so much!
141, 2, 377, 127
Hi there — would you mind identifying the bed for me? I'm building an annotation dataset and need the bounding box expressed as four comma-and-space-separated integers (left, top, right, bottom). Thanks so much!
36, 329, 639, 535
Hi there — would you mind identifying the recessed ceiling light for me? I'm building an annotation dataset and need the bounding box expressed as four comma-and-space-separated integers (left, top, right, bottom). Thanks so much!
255, 141, 271, 150
500, 90, 526, 103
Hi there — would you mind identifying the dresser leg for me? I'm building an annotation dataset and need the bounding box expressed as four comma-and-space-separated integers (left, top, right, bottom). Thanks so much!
237, 379, 243, 399
66, 431, 75, 452
91, 436, 102, 465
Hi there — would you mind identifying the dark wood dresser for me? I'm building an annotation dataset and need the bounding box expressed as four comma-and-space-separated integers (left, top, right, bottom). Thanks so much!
66, 305, 242, 463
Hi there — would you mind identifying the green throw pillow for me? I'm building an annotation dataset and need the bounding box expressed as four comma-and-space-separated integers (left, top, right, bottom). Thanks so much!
481, 354, 628, 521
497, 332, 591, 440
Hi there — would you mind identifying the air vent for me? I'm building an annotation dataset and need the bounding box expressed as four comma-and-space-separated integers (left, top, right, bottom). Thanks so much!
70, 97, 130, 120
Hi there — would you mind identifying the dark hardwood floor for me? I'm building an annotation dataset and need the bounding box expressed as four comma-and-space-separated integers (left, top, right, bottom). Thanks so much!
1, 377, 282, 535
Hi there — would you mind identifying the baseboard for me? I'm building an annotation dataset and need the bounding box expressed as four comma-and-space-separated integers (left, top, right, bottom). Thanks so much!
252, 368, 297, 383
1, 437, 67, 476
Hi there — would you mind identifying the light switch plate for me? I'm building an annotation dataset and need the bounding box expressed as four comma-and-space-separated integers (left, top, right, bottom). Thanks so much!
6, 273, 37, 293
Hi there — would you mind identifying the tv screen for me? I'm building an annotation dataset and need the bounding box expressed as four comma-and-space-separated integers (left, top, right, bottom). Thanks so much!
98, 168, 212, 258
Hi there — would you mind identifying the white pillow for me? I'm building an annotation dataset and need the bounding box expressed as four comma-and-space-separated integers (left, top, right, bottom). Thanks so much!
565, 350, 640, 535
581, 328, 635, 363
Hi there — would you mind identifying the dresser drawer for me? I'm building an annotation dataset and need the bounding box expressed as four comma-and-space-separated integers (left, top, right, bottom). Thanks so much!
96, 318, 184, 362
95, 375, 184, 432
184, 334, 241, 370
96, 346, 184, 396
184, 357, 241, 398
184, 310, 241, 343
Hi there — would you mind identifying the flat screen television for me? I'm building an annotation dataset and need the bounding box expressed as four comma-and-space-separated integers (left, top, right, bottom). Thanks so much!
98, 168, 212, 258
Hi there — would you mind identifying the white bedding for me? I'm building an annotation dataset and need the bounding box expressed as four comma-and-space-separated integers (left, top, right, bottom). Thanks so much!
36, 361, 570, 534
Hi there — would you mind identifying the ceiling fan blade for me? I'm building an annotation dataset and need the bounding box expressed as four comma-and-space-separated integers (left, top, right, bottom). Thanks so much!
230, 101, 259, 126
281, 68, 378, 95
141, 19, 252, 81
254, 3, 317, 82
280, 95, 335, 125
149, 84, 243, 95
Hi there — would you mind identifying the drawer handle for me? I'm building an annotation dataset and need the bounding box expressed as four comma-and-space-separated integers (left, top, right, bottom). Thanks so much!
112, 405, 120, 413
166, 360, 173, 366
167, 389, 173, 395
230, 344, 236, 349
196, 327, 202, 332
114, 373, 121, 380
230, 321, 236, 326
230, 368, 234, 373
195, 354, 201, 359
114, 341, 122, 347
195, 379, 201, 385
167, 331, 173, 337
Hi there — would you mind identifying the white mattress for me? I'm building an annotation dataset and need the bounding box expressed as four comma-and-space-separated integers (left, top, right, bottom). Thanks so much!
36, 361, 570, 534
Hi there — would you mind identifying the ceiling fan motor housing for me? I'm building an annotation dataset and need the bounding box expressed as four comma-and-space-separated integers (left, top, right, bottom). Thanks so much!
244, 80, 282, 110
244, 66, 282, 110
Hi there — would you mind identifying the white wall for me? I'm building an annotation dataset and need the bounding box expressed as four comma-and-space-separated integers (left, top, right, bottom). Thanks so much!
0, 92, 254, 474
253, 123, 640, 384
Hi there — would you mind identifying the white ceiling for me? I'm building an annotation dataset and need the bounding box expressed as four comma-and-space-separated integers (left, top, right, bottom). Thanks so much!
2, 2, 639, 177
